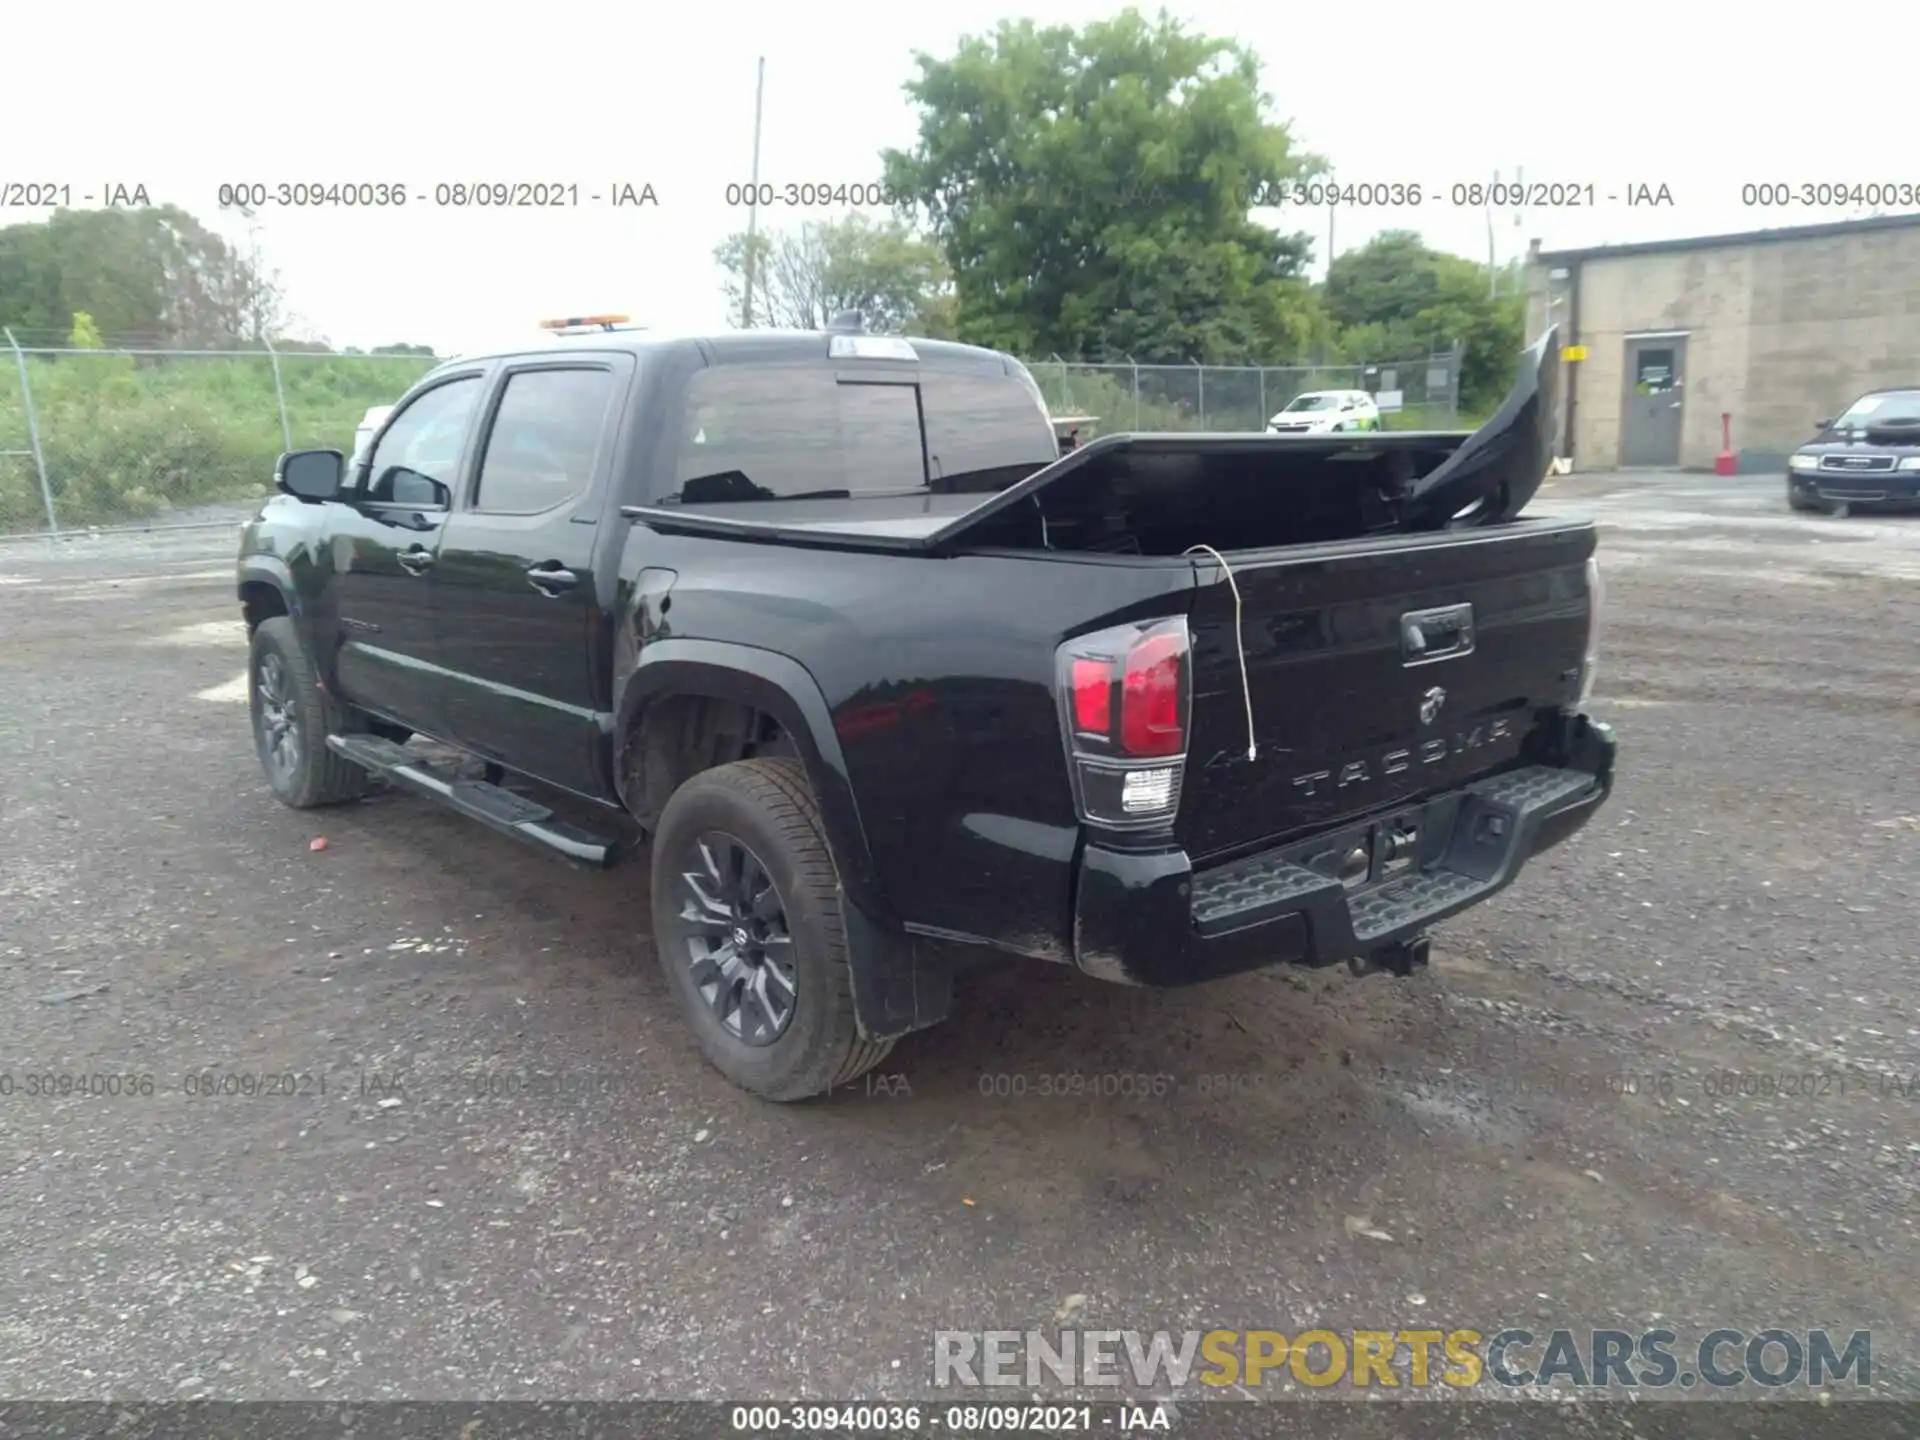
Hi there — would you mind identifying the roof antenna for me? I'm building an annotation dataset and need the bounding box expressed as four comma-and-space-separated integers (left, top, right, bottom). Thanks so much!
1184, 544, 1257, 761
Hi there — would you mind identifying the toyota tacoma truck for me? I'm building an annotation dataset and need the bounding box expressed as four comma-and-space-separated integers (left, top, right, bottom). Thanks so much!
236, 319, 1614, 1101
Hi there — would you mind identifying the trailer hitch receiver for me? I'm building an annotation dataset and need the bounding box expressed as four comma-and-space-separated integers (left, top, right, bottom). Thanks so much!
1350, 932, 1431, 978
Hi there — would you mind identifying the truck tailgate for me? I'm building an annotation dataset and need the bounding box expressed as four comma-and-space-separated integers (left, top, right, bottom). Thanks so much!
1177, 520, 1595, 863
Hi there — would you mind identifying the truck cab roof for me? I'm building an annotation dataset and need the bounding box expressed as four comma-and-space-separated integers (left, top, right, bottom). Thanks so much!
424, 328, 1027, 379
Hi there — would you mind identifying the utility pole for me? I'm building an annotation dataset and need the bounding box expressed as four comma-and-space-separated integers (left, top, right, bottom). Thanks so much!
741, 57, 766, 329
1487, 169, 1499, 298
1504, 165, 1524, 299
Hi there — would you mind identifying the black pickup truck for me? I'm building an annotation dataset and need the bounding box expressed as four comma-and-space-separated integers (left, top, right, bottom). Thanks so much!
237, 321, 1615, 1100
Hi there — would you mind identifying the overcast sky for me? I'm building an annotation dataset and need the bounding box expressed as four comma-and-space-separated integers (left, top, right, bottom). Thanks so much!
11, 0, 1914, 354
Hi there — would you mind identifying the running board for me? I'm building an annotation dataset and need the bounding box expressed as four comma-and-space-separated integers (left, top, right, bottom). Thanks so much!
326, 734, 620, 869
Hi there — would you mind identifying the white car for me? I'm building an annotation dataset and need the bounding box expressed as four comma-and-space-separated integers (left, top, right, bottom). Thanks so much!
1267, 389, 1382, 434
350, 405, 394, 468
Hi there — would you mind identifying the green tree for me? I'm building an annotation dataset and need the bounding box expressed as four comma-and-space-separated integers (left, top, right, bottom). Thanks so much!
1323, 230, 1525, 410
0, 204, 286, 347
714, 213, 956, 337
880, 8, 1323, 364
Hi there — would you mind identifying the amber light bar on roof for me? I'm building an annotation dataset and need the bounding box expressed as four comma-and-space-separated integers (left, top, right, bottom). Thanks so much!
539, 314, 632, 331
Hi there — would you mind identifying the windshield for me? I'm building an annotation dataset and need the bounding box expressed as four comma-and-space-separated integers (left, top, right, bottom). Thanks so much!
1283, 394, 1341, 412
1833, 390, 1920, 428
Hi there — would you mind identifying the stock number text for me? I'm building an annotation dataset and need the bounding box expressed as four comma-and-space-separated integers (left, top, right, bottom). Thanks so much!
218, 182, 409, 209
1, 1071, 156, 1098
1742, 182, 1917, 208
1252, 180, 1422, 207
724, 182, 907, 208
732, 1404, 924, 1431
978, 1072, 1175, 1098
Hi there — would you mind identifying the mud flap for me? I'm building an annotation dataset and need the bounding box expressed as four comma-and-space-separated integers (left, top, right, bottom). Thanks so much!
842, 891, 953, 1041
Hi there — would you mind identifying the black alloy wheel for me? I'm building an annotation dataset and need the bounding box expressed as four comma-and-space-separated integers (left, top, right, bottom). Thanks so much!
255, 649, 301, 786
673, 831, 799, 1046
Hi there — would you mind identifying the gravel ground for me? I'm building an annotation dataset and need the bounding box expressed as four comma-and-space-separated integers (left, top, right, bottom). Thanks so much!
1, 471, 1917, 1407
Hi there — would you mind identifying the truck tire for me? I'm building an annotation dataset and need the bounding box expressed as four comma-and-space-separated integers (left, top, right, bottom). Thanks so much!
248, 616, 369, 809
650, 756, 893, 1101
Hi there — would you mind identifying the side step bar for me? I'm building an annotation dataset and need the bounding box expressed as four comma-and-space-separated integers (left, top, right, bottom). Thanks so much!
327, 734, 620, 869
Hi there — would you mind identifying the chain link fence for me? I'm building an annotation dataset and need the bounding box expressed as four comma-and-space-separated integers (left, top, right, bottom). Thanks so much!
0, 337, 1460, 540
1028, 353, 1461, 439
0, 336, 439, 540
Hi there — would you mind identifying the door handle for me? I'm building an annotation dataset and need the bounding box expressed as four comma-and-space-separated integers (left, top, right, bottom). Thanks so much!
526, 563, 578, 595
398, 548, 435, 575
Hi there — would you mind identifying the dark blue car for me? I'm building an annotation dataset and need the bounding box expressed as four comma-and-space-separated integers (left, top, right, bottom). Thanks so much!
1787, 387, 1920, 516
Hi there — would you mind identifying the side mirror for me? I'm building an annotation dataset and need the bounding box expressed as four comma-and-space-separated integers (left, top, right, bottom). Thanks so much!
277, 449, 344, 502
1813, 418, 1833, 430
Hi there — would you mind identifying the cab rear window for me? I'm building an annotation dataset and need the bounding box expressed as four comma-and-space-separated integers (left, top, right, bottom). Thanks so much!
668, 362, 1054, 504
671, 367, 924, 502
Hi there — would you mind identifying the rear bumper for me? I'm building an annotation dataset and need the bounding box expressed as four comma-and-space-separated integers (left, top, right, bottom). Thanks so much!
1071, 713, 1616, 986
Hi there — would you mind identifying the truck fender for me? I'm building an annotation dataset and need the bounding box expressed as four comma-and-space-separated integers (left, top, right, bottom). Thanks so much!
615, 638, 951, 1042
238, 556, 298, 619
240, 555, 339, 681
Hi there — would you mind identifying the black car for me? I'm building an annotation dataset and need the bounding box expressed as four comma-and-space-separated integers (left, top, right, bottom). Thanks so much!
1787, 387, 1920, 516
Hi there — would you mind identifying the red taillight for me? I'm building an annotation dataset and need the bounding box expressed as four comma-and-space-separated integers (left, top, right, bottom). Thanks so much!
1120, 631, 1185, 756
1070, 658, 1113, 735
1057, 618, 1190, 828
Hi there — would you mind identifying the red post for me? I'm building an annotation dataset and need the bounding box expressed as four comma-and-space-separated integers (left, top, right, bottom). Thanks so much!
1715, 412, 1736, 476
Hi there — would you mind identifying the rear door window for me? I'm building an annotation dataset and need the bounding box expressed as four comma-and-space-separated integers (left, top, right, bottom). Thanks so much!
472, 367, 618, 515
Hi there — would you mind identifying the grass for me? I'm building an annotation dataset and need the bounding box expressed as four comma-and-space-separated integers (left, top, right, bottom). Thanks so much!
0, 350, 436, 532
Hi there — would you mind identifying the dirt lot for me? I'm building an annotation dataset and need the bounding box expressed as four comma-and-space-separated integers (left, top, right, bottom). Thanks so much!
1, 472, 1917, 1405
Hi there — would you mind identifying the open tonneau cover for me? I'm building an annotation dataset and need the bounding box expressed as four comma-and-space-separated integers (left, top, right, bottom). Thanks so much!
621, 328, 1560, 556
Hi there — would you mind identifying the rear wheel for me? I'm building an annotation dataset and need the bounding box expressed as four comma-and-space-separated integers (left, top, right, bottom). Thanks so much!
650, 757, 893, 1101
249, 617, 369, 808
